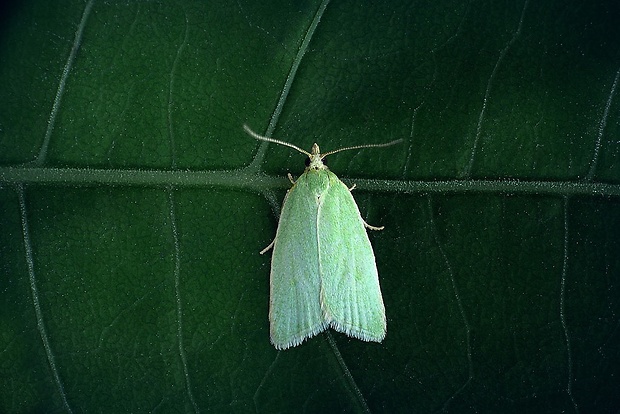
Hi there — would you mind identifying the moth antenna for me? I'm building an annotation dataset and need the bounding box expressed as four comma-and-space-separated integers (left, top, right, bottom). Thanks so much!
244, 125, 312, 157
321, 139, 404, 158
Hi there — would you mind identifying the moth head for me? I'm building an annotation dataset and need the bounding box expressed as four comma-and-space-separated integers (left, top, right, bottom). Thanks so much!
306, 143, 327, 171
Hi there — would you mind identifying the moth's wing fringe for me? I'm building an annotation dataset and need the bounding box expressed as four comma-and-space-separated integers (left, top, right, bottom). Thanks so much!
271, 321, 328, 350
327, 320, 386, 343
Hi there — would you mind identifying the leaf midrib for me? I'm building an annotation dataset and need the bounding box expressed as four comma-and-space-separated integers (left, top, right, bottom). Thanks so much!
1, 166, 619, 197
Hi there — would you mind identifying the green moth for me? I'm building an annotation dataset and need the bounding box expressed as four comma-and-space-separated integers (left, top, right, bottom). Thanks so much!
245, 125, 401, 350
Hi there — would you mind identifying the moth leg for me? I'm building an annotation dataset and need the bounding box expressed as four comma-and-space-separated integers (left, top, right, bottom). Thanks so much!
260, 239, 275, 254
363, 219, 384, 231
350, 182, 382, 230
287, 173, 296, 185
349, 184, 385, 231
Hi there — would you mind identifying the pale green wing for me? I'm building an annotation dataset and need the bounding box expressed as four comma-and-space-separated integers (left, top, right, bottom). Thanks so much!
269, 172, 328, 350
317, 171, 387, 343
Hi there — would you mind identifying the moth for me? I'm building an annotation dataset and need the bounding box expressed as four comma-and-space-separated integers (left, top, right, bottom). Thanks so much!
245, 125, 400, 350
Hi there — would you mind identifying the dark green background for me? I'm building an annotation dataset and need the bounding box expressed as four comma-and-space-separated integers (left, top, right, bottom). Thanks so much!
1, 0, 619, 412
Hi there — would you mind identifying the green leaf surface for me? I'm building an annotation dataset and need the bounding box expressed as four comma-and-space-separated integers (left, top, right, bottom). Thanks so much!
1, 0, 619, 412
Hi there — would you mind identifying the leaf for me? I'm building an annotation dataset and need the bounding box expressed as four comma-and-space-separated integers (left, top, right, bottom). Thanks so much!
1, 0, 619, 412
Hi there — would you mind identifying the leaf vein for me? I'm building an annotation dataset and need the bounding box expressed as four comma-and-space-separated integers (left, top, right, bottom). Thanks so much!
18, 185, 73, 413
35, 0, 94, 166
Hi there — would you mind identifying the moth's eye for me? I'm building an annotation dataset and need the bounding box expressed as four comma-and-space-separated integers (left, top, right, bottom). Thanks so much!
305, 157, 310, 167
322, 157, 328, 166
